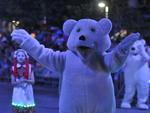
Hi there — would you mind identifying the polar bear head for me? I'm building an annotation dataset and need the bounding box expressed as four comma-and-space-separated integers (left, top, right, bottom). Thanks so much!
130, 39, 146, 55
63, 18, 112, 60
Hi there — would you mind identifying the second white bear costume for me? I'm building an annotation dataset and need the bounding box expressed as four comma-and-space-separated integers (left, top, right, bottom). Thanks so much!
121, 39, 150, 109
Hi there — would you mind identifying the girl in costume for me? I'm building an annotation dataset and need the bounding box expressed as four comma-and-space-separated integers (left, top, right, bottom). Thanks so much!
11, 49, 35, 113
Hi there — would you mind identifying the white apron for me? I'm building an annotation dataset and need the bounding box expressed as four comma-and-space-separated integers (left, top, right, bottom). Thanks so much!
12, 64, 35, 108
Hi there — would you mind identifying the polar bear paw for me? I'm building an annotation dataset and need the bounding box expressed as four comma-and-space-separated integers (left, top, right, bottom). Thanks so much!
136, 103, 149, 110
11, 29, 31, 44
121, 102, 131, 109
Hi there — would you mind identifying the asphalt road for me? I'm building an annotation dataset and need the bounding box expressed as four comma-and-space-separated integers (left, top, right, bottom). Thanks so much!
0, 82, 150, 113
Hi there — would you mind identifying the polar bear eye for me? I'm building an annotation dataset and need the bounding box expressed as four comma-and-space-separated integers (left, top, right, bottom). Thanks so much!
90, 27, 96, 32
76, 28, 81, 32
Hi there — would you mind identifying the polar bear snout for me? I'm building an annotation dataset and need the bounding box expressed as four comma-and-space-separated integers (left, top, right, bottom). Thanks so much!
131, 47, 135, 51
79, 35, 86, 41
130, 46, 138, 55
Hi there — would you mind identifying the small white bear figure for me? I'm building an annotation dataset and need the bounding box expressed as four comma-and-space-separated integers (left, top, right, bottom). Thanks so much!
121, 39, 150, 110
11, 18, 139, 113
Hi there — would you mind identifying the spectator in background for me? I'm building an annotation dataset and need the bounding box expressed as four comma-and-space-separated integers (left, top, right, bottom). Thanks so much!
0, 32, 8, 49
53, 30, 65, 51
11, 49, 35, 113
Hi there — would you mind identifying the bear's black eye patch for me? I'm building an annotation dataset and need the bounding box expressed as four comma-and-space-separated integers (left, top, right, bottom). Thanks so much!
76, 28, 81, 32
90, 27, 96, 32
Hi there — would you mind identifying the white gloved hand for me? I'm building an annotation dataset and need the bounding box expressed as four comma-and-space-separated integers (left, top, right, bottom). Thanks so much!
138, 44, 150, 61
137, 44, 145, 53
11, 29, 32, 44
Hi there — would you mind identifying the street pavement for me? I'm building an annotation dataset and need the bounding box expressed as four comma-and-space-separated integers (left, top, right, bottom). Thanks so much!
0, 82, 150, 113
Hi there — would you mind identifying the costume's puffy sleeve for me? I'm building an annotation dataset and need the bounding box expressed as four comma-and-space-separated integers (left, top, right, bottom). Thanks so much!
104, 33, 139, 73
103, 50, 127, 73
20, 38, 66, 74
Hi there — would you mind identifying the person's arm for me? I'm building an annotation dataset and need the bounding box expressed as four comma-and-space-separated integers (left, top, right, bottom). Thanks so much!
24, 70, 35, 84
104, 33, 139, 73
138, 45, 150, 62
11, 29, 66, 77
11, 75, 23, 87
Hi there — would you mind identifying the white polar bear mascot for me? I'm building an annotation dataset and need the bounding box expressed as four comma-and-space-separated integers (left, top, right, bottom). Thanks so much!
121, 39, 150, 109
11, 18, 139, 113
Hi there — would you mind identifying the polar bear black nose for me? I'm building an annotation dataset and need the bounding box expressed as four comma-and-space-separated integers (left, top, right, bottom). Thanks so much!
79, 35, 86, 41
131, 47, 135, 50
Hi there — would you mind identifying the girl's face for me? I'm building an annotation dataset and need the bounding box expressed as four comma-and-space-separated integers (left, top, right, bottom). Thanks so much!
16, 51, 26, 63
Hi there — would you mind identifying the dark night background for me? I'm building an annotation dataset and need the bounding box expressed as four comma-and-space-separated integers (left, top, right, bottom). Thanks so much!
0, 0, 149, 42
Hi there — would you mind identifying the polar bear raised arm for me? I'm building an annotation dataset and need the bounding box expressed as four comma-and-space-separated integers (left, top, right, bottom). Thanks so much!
11, 29, 66, 75
104, 33, 140, 73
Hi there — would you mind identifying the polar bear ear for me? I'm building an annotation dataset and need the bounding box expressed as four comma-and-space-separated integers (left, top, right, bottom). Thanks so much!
98, 18, 112, 35
140, 39, 146, 45
63, 19, 77, 36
